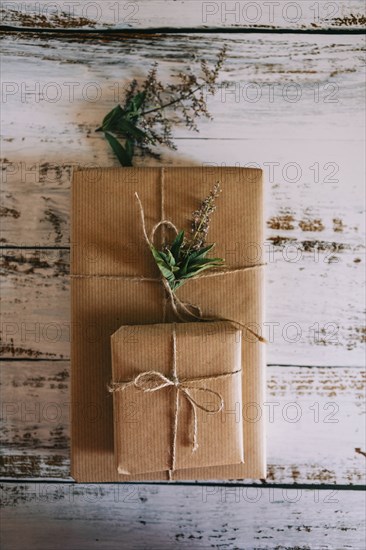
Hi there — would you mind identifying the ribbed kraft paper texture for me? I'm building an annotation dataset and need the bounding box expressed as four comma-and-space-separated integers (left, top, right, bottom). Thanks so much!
111, 321, 244, 476
71, 166, 266, 481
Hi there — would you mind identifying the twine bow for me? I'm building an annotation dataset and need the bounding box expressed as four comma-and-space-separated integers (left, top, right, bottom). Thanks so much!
70, 168, 266, 478
71, 168, 266, 342
135, 191, 266, 342
109, 327, 241, 480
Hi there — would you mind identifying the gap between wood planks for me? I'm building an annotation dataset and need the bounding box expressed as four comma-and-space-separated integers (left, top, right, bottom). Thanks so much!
0, 479, 365, 490
0, 25, 365, 36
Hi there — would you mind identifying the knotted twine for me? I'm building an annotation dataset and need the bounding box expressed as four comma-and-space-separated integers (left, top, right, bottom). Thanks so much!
71, 167, 266, 342
71, 167, 266, 479
109, 325, 242, 480
134, 173, 266, 342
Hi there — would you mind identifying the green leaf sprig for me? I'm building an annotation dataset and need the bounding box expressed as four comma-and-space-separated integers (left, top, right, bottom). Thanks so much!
96, 92, 149, 167
150, 184, 224, 291
97, 47, 227, 166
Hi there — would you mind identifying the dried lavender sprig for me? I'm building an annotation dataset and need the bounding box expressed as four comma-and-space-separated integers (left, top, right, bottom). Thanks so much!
185, 183, 222, 252
124, 47, 227, 159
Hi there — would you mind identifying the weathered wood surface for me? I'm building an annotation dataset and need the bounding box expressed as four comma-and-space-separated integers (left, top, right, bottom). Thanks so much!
1, 34, 364, 168
1, 33, 365, 366
1, 361, 365, 484
1, 19, 365, 549
2, 33, 364, 242
2, 245, 365, 367
1, 483, 365, 549
1, 0, 365, 30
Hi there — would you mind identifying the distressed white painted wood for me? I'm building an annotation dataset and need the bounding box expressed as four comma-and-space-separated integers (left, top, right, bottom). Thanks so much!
1, 33, 364, 160
1, 362, 365, 483
0, 23, 365, 549
1, 483, 365, 549
2, 33, 364, 246
1, 245, 365, 366
1, 0, 365, 30
1, 33, 364, 365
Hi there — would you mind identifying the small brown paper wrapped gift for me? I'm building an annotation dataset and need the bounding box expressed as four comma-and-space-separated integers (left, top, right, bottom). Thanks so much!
71, 166, 266, 481
110, 322, 244, 478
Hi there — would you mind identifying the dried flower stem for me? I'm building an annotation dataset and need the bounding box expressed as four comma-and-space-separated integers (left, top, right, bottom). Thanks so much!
141, 85, 204, 116
185, 183, 222, 253
97, 46, 228, 166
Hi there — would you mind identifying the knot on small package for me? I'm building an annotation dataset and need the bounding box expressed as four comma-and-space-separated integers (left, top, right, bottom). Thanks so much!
71, 166, 266, 481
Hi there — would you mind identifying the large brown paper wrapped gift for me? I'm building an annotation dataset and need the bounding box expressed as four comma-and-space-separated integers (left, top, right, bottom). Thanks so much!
71, 166, 266, 481
110, 322, 244, 477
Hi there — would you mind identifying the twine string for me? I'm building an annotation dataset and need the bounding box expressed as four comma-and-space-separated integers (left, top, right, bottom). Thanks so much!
72, 168, 266, 479
71, 169, 266, 341
160, 167, 167, 323
135, 190, 266, 342
170, 327, 179, 479
108, 326, 240, 479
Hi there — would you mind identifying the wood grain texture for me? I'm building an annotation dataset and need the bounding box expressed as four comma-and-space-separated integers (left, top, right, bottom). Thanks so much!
1, 33, 365, 366
2, 33, 364, 245
1, 33, 364, 168
1, 9, 365, 546
1, 361, 365, 484
1, 483, 365, 549
1, 0, 365, 30
1, 245, 365, 366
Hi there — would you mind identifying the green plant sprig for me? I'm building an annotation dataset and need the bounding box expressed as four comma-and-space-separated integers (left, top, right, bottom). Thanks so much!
96, 47, 227, 166
149, 184, 224, 291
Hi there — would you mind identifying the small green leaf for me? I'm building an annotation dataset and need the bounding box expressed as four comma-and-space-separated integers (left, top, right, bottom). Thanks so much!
157, 250, 173, 267
186, 244, 215, 265
188, 257, 224, 269
170, 230, 184, 261
166, 249, 176, 266
131, 91, 146, 111
181, 263, 221, 279
150, 245, 167, 265
150, 246, 175, 283
178, 254, 191, 277
117, 119, 149, 141
125, 138, 134, 159
101, 105, 124, 132
104, 132, 133, 167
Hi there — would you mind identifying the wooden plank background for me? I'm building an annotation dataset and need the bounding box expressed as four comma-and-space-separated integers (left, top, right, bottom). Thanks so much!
1, 484, 365, 549
1, 33, 365, 366
1, 1, 365, 547
1, 361, 365, 484
1, 0, 365, 30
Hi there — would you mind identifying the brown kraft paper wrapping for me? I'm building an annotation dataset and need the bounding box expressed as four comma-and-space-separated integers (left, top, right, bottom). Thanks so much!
110, 322, 244, 477
71, 166, 266, 481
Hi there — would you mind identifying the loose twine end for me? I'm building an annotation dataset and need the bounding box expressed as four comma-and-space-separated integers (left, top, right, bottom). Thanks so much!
134, 192, 267, 345
109, 332, 242, 477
